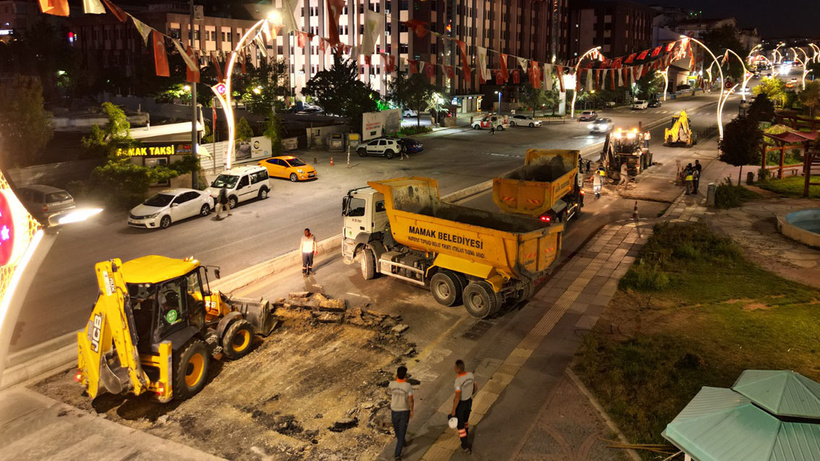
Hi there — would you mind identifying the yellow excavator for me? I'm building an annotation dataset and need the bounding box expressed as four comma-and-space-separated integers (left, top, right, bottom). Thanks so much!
664, 110, 698, 147
76, 256, 275, 402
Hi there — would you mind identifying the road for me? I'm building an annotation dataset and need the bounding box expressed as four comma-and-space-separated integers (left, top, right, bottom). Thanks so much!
12, 90, 732, 352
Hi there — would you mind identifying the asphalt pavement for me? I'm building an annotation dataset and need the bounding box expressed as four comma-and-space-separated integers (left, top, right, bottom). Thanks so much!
10, 90, 727, 353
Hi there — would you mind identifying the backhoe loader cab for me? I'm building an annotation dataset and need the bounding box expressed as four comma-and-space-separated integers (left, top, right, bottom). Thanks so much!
664, 110, 698, 147
77, 256, 275, 403
601, 128, 652, 180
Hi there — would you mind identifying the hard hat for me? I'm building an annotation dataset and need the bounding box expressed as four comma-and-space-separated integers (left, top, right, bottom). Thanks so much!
448, 417, 458, 429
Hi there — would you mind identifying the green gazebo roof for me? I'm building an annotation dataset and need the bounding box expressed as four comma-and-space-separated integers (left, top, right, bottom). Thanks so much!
732, 370, 820, 419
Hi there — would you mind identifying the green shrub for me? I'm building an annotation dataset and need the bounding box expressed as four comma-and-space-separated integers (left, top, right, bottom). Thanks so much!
619, 260, 670, 291
714, 181, 761, 209
90, 155, 199, 209
397, 125, 433, 137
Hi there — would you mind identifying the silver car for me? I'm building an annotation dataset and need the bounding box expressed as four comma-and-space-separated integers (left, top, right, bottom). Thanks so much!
128, 188, 215, 229
589, 118, 613, 134
16, 185, 76, 219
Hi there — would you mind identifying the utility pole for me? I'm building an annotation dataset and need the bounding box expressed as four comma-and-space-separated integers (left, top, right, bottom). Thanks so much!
190, 0, 199, 188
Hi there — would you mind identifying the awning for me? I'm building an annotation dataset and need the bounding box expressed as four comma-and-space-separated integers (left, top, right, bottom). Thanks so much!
764, 129, 818, 144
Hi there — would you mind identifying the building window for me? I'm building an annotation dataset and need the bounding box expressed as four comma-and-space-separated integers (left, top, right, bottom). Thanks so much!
170, 28, 181, 39
401, 0, 408, 10
399, 44, 408, 54
430, 43, 437, 54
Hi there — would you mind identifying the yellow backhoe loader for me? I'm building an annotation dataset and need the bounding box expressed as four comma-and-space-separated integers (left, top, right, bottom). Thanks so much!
76, 256, 275, 402
664, 110, 698, 147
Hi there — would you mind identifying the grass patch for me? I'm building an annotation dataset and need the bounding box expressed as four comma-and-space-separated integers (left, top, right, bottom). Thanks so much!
758, 176, 820, 198
573, 222, 820, 453
714, 182, 761, 208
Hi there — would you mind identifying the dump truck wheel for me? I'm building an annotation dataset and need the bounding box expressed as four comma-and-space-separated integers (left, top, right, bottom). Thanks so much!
173, 339, 210, 400
463, 281, 498, 318
222, 319, 255, 360
360, 248, 376, 280
430, 271, 462, 307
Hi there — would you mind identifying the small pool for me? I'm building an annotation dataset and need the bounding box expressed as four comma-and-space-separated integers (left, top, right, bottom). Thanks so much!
778, 209, 820, 248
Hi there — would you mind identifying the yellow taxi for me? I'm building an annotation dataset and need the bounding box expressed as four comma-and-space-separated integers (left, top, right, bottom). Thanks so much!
257, 156, 318, 182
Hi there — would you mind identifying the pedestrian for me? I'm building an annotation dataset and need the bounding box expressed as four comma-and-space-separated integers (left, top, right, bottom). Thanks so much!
586, 159, 592, 174
449, 359, 477, 455
693, 159, 702, 194
618, 162, 629, 188
389, 366, 414, 460
489, 123, 495, 135
684, 163, 694, 194
215, 186, 231, 219
593, 167, 604, 199
400, 144, 409, 160
300, 228, 317, 276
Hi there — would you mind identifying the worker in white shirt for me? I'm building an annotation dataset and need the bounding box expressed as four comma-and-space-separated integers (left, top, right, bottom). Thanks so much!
300, 228, 317, 275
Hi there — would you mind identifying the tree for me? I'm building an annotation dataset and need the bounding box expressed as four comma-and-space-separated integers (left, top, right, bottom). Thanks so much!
388, 71, 439, 127
236, 117, 254, 141
518, 84, 559, 117
719, 115, 763, 184
239, 59, 289, 115
302, 52, 378, 132
81, 102, 137, 158
0, 76, 54, 168
798, 81, 820, 119
263, 112, 285, 157
702, 25, 747, 81
753, 77, 787, 107
747, 93, 775, 123
635, 71, 665, 100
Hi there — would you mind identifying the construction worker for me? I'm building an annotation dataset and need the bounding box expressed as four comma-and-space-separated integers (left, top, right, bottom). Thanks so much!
593, 167, 604, 199
215, 186, 231, 219
684, 163, 694, 194
449, 359, 477, 455
619, 162, 629, 188
389, 366, 414, 460
300, 228, 317, 275
693, 160, 702, 194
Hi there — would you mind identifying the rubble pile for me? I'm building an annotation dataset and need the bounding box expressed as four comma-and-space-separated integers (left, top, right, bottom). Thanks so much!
276, 293, 410, 336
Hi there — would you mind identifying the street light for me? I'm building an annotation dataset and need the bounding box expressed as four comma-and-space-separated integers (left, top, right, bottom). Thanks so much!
774, 42, 785, 64
183, 84, 191, 92
570, 46, 602, 119
684, 36, 727, 140
494, 90, 502, 114
791, 47, 811, 90
724, 48, 752, 102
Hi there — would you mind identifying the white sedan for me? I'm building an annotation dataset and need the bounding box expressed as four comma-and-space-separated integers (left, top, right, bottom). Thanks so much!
128, 188, 215, 230
509, 115, 542, 127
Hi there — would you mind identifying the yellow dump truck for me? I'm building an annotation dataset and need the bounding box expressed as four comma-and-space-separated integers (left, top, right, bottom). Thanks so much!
341, 177, 563, 318
493, 149, 584, 224
76, 256, 275, 403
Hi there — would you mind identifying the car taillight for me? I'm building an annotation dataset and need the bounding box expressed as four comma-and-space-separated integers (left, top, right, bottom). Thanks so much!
580, 190, 585, 195
540, 215, 551, 223
42, 204, 48, 212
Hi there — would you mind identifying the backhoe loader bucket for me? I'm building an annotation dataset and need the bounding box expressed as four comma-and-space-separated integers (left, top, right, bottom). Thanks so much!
228, 297, 277, 336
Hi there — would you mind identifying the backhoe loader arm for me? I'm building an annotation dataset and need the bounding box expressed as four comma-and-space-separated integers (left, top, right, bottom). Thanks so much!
77, 259, 148, 399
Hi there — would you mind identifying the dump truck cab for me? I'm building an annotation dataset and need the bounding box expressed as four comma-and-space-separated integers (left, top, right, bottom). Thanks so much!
77, 256, 274, 403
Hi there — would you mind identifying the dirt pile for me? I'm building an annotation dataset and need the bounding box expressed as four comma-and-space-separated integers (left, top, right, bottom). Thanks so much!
33, 293, 418, 460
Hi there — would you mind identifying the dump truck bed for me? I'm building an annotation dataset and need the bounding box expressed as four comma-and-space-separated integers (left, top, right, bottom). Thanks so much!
493, 149, 579, 216
368, 177, 562, 282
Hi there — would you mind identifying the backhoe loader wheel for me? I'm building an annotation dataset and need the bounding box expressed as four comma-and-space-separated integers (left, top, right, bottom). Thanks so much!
360, 248, 376, 280
463, 281, 499, 318
173, 339, 210, 400
222, 319, 255, 360
430, 271, 463, 307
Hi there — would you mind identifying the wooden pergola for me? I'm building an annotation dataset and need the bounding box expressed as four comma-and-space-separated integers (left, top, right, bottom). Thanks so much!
761, 129, 818, 183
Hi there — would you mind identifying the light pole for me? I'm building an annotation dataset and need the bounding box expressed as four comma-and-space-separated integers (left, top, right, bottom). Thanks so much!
724, 48, 752, 102
189, 0, 199, 188
791, 47, 811, 90
684, 36, 727, 140
659, 67, 669, 101
773, 42, 785, 64
809, 43, 820, 63
495, 90, 502, 114
570, 46, 602, 119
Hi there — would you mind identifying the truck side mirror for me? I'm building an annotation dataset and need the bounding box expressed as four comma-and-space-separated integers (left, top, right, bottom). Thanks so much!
341, 196, 348, 215
214, 268, 221, 279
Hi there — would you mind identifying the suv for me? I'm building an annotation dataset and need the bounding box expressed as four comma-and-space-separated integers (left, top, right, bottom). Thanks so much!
207, 165, 271, 209
632, 100, 649, 110
16, 185, 76, 220
357, 138, 405, 159
509, 114, 542, 127
579, 111, 598, 121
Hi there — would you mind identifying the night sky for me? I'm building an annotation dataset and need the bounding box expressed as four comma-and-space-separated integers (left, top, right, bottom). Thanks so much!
632, 0, 820, 39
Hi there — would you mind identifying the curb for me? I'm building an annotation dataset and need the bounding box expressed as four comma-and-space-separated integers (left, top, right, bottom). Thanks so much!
1, 334, 76, 390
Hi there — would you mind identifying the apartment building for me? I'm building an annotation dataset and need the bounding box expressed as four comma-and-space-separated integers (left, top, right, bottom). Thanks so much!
0, 0, 43, 42
569, 0, 653, 59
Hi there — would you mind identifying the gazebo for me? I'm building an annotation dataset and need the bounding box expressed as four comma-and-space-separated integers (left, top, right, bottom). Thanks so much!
663, 370, 820, 461
761, 127, 818, 180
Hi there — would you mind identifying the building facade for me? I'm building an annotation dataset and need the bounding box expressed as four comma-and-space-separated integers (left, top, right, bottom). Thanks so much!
569, 0, 653, 59
0, 0, 45, 42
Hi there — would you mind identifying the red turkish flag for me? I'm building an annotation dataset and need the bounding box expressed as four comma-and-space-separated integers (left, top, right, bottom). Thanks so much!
212, 51, 224, 82
456, 40, 471, 77
186, 46, 200, 83
319, 37, 327, 54
407, 59, 418, 74
241, 49, 247, 74
425, 62, 435, 79
152, 31, 170, 77
495, 69, 503, 85
610, 69, 616, 89
38, 0, 69, 16
612, 57, 623, 69
624, 53, 636, 64
500, 53, 509, 81
296, 31, 307, 48
101, 0, 128, 22
512, 68, 520, 84
651, 46, 662, 58
444, 65, 455, 80
595, 70, 601, 90
530, 61, 541, 89
637, 49, 649, 61
404, 20, 429, 38
326, 0, 345, 47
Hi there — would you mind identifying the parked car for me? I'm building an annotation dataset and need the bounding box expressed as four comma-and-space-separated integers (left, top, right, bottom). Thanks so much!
403, 109, 419, 117
578, 110, 598, 121
632, 100, 649, 110
471, 115, 509, 130
128, 188, 214, 230
16, 185, 75, 220
677, 84, 691, 91
588, 118, 613, 134
206, 165, 271, 209
258, 156, 317, 182
648, 99, 662, 108
356, 138, 405, 159
509, 114, 542, 127
399, 138, 424, 154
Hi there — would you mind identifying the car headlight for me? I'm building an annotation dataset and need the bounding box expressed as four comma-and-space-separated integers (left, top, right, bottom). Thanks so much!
297, 169, 304, 173
148, 212, 160, 218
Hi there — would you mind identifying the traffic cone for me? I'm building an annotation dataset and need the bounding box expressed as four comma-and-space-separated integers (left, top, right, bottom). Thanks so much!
330, 157, 334, 166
